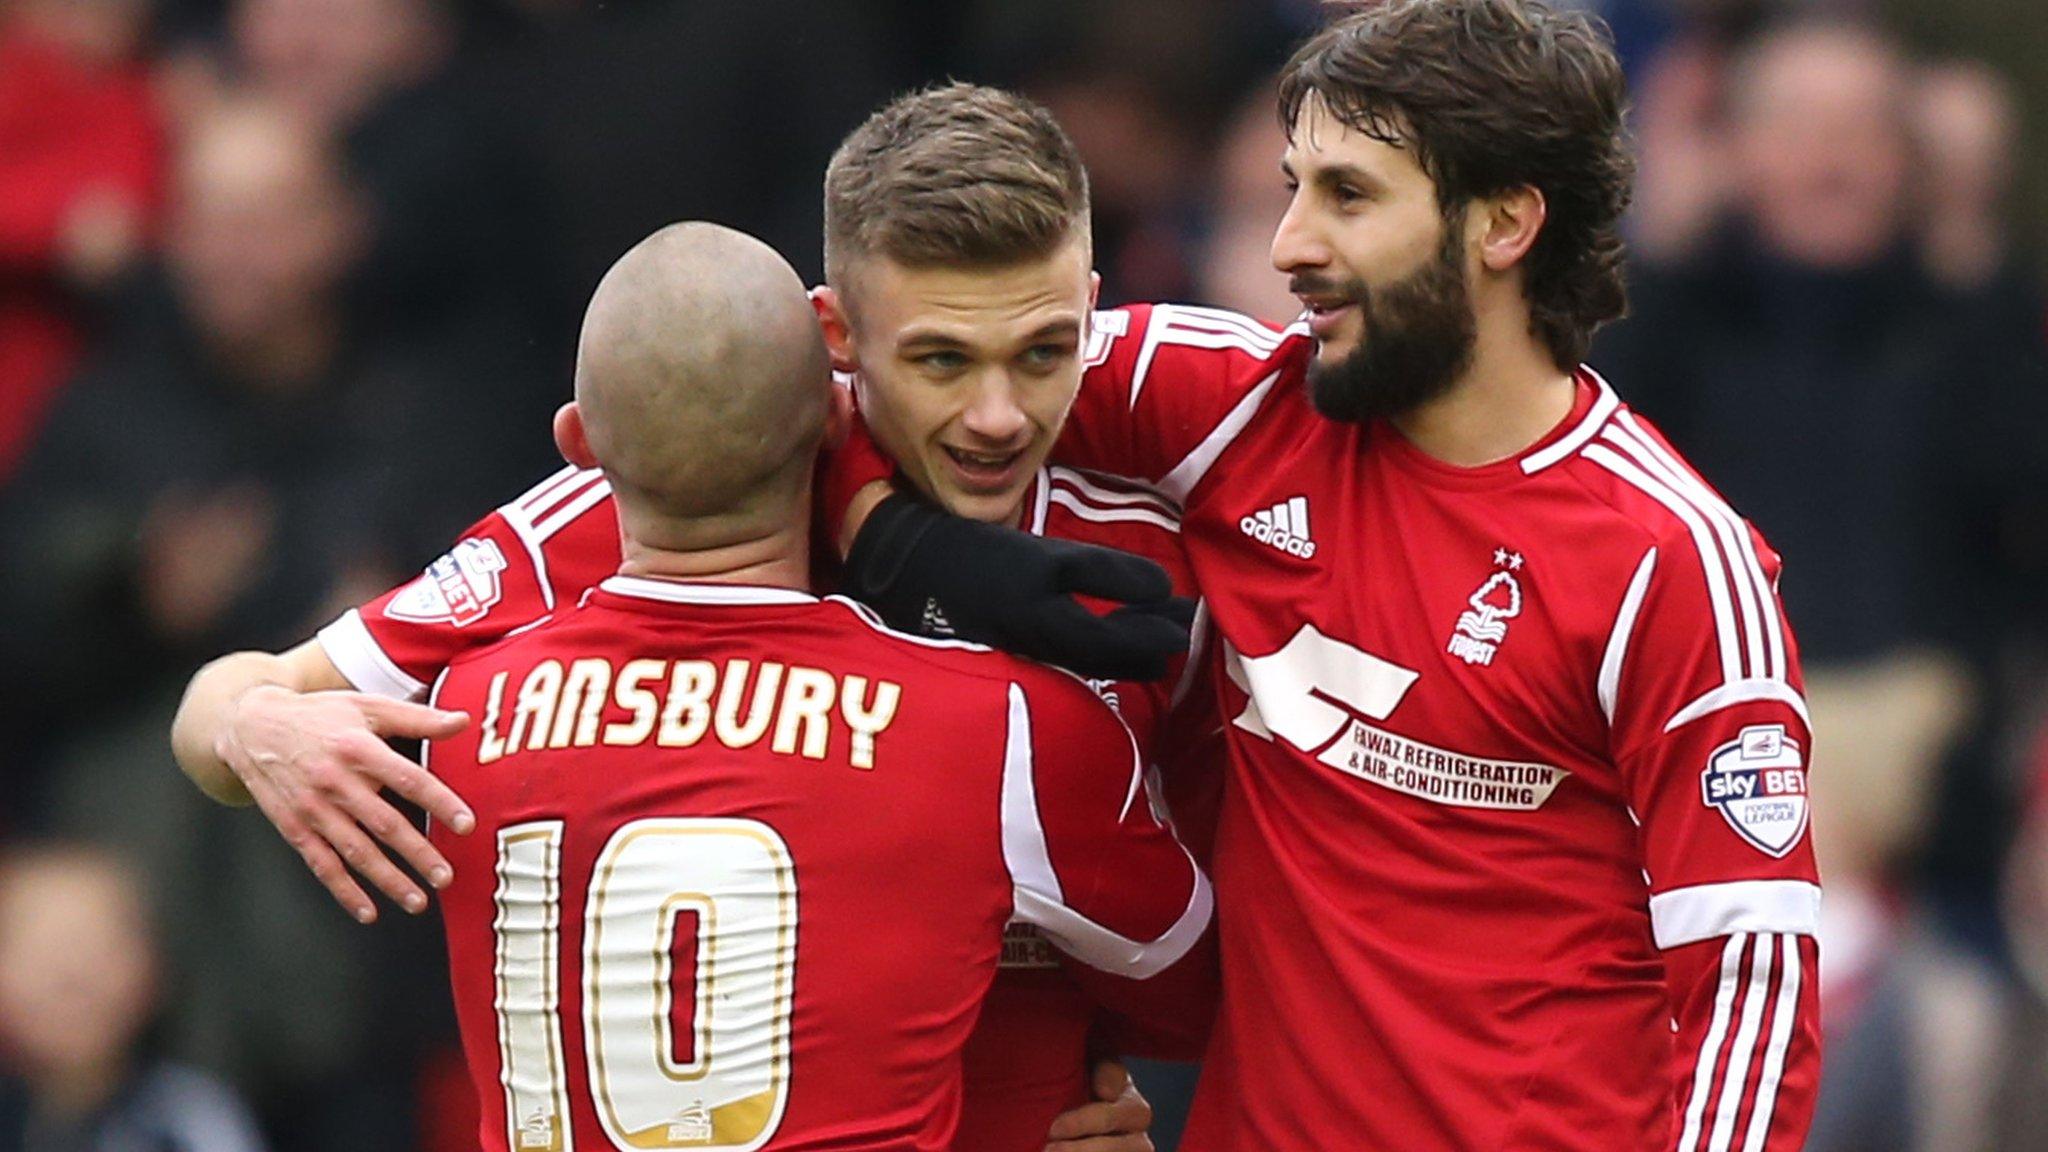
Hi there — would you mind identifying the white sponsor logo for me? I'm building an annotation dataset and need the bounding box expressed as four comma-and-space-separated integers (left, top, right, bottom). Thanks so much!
1331, 721, 1568, 810
665, 1100, 713, 1144
1447, 549, 1524, 666
385, 538, 508, 627
1701, 723, 1809, 857
516, 1105, 556, 1149
1225, 625, 1571, 811
1082, 308, 1131, 368
1239, 495, 1316, 559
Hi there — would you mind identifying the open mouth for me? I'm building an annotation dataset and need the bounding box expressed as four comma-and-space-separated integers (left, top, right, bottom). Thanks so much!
942, 445, 1026, 489
1301, 298, 1358, 339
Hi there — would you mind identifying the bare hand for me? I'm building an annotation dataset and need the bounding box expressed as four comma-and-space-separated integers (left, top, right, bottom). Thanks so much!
220, 685, 473, 923
1045, 1059, 1154, 1152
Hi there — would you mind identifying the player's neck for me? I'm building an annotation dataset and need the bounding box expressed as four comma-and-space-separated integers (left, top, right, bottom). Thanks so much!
616, 522, 814, 593
1388, 322, 1575, 468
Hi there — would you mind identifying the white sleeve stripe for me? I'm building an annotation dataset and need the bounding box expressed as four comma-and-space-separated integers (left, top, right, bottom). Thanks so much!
1609, 417, 1784, 682
1598, 548, 1658, 725
1027, 470, 1051, 534
1664, 678, 1812, 734
317, 609, 428, 700
1601, 425, 1768, 682
1012, 861, 1213, 979
1134, 303, 1293, 413
1522, 370, 1621, 474
1678, 933, 1749, 1152
1047, 466, 1181, 515
1584, 444, 1744, 685
1650, 881, 1821, 949
1158, 305, 1288, 354
529, 476, 611, 543
514, 464, 592, 514
1615, 412, 1786, 681
1130, 313, 1166, 412
1742, 935, 1802, 1152
1047, 488, 1181, 533
499, 474, 611, 613
1157, 369, 1285, 504
1000, 682, 1214, 978
1000, 683, 1063, 903
1707, 935, 1776, 1152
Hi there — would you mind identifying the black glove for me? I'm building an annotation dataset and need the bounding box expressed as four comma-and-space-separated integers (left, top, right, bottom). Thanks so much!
841, 493, 1195, 681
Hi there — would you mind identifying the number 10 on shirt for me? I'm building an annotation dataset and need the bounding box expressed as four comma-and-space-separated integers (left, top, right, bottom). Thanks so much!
491, 818, 798, 1151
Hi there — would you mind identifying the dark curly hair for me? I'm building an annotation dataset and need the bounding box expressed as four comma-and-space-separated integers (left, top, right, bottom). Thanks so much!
1278, 0, 1634, 368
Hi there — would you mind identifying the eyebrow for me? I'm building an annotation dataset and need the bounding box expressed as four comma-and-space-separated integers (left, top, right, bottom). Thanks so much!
895, 318, 1082, 350
1313, 163, 1385, 193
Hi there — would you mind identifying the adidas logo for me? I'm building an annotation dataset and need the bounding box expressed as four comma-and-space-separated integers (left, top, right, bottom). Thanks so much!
920, 597, 957, 637
1240, 496, 1317, 559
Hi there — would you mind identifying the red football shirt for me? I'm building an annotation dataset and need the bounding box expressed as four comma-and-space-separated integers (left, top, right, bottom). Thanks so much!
318, 462, 1218, 1151
1046, 303, 1822, 1152
424, 578, 1212, 1152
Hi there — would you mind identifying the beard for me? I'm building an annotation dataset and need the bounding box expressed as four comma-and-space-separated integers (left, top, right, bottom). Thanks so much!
1298, 224, 1478, 425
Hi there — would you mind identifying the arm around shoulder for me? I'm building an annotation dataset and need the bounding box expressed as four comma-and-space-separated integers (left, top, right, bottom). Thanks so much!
171, 640, 354, 805
1003, 676, 1218, 1043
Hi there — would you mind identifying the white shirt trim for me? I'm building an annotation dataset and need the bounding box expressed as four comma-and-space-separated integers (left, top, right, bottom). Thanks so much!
317, 609, 428, 701
1521, 368, 1621, 474
999, 683, 1213, 978
1598, 548, 1659, 725
1664, 678, 1812, 734
1157, 368, 1285, 504
1046, 487, 1181, 533
1650, 880, 1821, 950
597, 576, 816, 606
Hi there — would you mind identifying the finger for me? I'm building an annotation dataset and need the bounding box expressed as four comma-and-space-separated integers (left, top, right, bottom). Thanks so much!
357, 695, 472, 740
1025, 600, 1188, 681
246, 779, 379, 923
1044, 1101, 1124, 1142
1049, 543, 1173, 604
342, 731, 476, 835
335, 783, 453, 890
1090, 1059, 1135, 1102
1107, 596, 1197, 632
308, 804, 430, 915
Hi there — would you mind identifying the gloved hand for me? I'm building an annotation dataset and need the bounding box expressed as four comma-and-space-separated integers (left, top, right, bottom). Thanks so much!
841, 493, 1195, 681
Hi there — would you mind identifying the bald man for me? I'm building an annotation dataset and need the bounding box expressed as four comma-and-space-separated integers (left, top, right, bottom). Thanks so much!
416, 223, 1213, 1152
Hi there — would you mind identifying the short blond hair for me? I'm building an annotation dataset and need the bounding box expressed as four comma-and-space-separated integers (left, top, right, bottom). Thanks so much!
823, 82, 1091, 289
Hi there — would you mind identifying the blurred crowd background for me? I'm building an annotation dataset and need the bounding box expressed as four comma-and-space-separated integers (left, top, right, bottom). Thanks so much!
1, 0, 2045, 1149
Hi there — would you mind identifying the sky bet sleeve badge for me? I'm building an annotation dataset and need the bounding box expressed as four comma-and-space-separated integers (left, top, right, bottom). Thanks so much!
1700, 723, 1809, 857
384, 537, 509, 627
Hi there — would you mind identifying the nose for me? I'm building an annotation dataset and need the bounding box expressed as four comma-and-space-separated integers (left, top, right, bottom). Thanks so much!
960, 373, 1030, 445
1270, 192, 1331, 275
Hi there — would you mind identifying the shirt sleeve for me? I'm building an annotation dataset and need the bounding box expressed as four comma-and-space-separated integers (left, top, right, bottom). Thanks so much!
1054, 303, 1310, 506
1606, 520, 1821, 1152
317, 466, 621, 699
999, 675, 1217, 1045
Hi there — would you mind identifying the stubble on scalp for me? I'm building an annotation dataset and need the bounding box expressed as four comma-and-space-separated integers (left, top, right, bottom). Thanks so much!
574, 222, 830, 547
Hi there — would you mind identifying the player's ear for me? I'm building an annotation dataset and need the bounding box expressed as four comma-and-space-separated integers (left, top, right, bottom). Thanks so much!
811, 285, 859, 374
1477, 185, 1546, 274
822, 378, 854, 451
553, 402, 598, 469
1088, 269, 1102, 311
